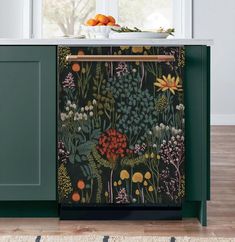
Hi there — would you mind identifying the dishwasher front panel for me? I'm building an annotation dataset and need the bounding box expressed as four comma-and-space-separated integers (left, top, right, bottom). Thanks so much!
58, 46, 185, 208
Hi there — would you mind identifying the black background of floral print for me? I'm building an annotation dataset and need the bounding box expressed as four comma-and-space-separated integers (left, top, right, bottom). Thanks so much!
58, 46, 185, 206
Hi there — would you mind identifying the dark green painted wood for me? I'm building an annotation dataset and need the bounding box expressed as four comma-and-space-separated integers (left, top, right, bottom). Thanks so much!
207, 47, 211, 201
184, 46, 210, 202
182, 201, 200, 217
182, 201, 207, 226
0, 202, 58, 217
199, 200, 207, 226
0, 46, 56, 200
0, 45, 210, 222
182, 45, 210, 226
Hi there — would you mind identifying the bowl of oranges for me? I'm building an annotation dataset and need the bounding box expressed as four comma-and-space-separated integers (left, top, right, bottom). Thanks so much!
82, 14, 120, 39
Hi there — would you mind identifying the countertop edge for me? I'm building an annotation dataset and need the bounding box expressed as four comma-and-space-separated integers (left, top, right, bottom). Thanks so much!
0, 38, 213, 46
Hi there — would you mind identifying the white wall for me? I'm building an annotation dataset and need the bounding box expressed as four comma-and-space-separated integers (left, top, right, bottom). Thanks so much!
0, 0, 29, 38
193, 0, 235, 125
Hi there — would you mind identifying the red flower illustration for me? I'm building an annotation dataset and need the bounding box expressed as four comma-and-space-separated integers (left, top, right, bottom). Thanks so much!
96, 129, 128, 162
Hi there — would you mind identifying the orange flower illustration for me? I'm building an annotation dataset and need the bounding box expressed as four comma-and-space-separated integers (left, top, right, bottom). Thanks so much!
154, 74, 182, 94
72, 192, 80, 202
132, 172, 143, 183
77, 180, 85, 190
72, 63, 81, 72
120, 170, 130, 180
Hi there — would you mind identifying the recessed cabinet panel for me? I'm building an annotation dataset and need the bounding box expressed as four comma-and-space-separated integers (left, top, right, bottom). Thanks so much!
0, 62, 39, 185
0, 46, 56, 200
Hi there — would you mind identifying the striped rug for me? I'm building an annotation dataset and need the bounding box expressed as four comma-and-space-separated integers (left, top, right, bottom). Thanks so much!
0, 236, 234, 242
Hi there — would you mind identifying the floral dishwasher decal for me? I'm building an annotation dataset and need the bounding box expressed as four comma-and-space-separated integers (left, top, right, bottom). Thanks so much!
58, 46, 185, 206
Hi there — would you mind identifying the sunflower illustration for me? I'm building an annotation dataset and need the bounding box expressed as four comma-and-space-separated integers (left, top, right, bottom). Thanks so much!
154, 74, 182, 94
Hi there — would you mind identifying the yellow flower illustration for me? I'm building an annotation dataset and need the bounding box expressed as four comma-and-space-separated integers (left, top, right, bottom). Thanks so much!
144, 172, 151, 180
132, 172, 144, 183
135, 189, 140, 195
148, 186, 154, 192
143, 180, 148, 186
154, 74, 182, 95
120, 170, 130, 180
113, 181, 117, 187
145, 153, 149, 159
120, 46, 130, 51
118, 180, 122, 186
81, 67, 86, 74
157, 154, 161, 160
132, 46, 144, 53
105, 191, 109, 197
150, 152, 154, 158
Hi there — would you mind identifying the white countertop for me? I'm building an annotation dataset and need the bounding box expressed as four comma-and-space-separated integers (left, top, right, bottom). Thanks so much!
0, 38, 213, 46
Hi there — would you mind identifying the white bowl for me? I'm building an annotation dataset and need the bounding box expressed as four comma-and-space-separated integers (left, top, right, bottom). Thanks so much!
81, 25, 120, 39
109, 31, 170, 39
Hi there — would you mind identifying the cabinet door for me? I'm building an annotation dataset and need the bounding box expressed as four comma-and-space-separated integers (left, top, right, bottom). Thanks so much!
0, 46, 56, 200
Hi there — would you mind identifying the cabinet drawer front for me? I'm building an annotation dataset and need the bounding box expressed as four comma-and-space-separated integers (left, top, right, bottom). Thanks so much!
58, 46, 185, 206
0, 46, 56, 200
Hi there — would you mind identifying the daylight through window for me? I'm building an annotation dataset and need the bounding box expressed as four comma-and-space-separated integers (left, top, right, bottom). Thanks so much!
42, 0, 173, 38
42, 0, 96, 38
118, 0, 173, 30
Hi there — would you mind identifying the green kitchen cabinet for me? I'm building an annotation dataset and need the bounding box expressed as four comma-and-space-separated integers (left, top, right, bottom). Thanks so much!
0, 44, 210, 225
182, 46, 210, 226
0, 46, 56, 201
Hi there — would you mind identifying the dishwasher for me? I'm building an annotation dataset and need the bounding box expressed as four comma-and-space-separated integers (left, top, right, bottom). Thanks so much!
57, 46, 185, 219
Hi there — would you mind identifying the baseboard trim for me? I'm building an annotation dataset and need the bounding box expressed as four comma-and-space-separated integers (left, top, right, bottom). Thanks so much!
211, 115, 235, 125
0, 201, 58, 217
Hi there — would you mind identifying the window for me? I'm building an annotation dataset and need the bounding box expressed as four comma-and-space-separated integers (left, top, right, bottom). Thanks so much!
42, 0, 96, 38
118, 0, 173, 30
32, 0, 192, 38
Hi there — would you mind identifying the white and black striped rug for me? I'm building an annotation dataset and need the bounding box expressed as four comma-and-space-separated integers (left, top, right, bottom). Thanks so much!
0, 236, 234, 242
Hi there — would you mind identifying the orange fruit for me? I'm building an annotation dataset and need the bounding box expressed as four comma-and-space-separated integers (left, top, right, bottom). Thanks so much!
77, 180, 85, 190
86, 18, 98, 26
72, 192, 80, 202
95, 14, 102, 21
97, 23, 105, 26
107, 16, 116, 24
97, 14, 109, 25
107, 22, 115, 26
77, 50, 85, 55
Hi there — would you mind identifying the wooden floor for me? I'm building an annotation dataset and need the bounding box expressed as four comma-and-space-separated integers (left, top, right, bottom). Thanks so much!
0, 126, 235, 238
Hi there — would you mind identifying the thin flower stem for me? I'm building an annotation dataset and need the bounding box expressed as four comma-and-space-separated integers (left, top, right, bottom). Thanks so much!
144, 187, 154, 203
88, 178, 93, 202
110, 169, 114, 203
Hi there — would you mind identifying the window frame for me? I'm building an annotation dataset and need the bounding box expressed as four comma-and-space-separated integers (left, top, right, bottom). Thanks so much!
28, 0, 192, 39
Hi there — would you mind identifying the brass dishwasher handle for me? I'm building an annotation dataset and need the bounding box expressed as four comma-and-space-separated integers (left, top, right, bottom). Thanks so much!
66, 55, 175, 62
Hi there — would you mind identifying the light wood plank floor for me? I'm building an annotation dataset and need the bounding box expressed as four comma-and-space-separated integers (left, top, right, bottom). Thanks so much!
0, 126, 234, 238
